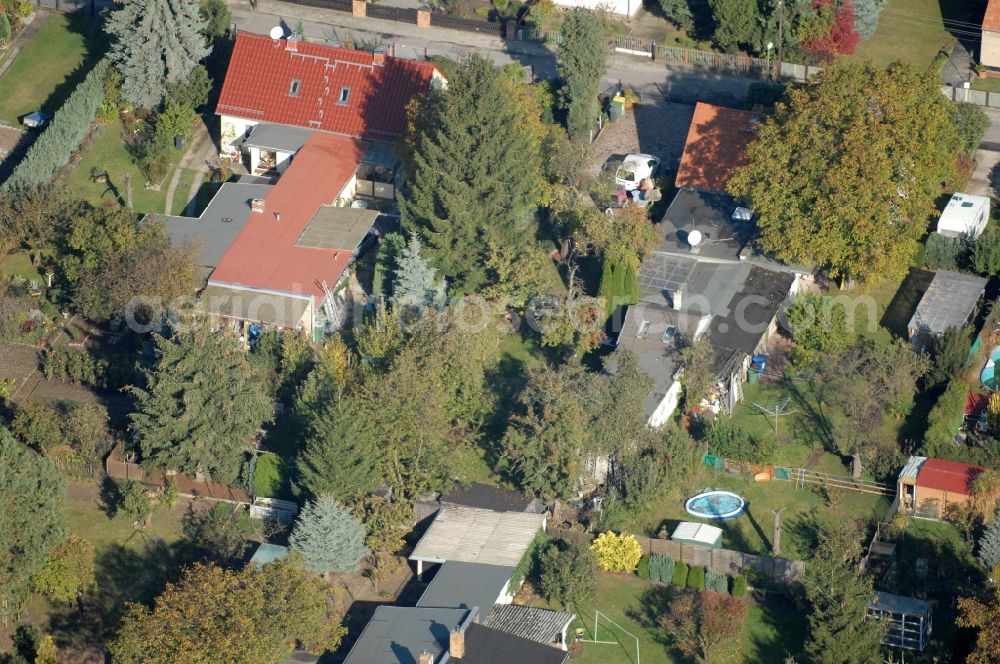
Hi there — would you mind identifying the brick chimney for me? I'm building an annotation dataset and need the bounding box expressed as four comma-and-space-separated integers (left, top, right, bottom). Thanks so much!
286, 36, 299, 52
418, 652, 434, 664
449, 627, 465, 659
373, 47, 386, 66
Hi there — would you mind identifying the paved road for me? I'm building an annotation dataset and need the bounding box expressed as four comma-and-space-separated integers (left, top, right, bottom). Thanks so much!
231, 0, 754, 106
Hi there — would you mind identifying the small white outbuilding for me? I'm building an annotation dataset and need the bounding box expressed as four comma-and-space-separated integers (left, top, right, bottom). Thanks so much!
936, 193, 990, 240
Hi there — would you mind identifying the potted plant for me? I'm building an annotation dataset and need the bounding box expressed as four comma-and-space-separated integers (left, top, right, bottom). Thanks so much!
978, 63, 988, 79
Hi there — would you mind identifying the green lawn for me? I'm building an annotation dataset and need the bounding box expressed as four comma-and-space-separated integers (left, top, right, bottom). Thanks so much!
852, 0, 973, 68
0, 250, 45, 282
27, 481, 192, 653
562, 574, 806, 663
63, 121, 182, 214
972, 76, 1000, 93
0, 12, 105, 126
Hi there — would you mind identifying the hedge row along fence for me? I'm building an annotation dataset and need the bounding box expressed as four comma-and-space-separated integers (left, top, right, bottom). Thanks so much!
4, 57, 110, 192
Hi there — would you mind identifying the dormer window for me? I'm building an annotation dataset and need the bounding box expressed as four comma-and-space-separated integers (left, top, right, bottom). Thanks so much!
338, 87, 350, 105
636, 320, 651, 339
288, 79, 301, 97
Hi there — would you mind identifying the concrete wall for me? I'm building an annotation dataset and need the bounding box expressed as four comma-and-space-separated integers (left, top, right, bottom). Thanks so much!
984, 30, 1000, 69
649, 378, 683, 428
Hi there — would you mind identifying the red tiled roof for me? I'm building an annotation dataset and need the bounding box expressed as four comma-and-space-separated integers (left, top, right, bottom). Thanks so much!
209, 132, 364, 302
966, 392, 989, 417
916, 458, 986, 495
986, 0, 1000, 32
675, 102, 756, 194
216, 32, 438, 141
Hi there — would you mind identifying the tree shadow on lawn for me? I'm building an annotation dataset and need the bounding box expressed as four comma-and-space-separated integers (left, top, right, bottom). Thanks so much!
34, 12, 109, 120
46, 535, 189, 654
778, 376, 835, 453
744, 591, 808, 664
623, 584, 676, 657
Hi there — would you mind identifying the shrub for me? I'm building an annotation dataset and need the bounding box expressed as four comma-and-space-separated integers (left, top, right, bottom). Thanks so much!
509, 531, 551, 589
732, 573, 748, 597
705, 568, 728, 593
924, 232, 968, 271
5, 59, 111, 191
590, 531, 643, 572
923, 379, 971, 457
648, 553, 675, 583
705, 417, 776, 464
672, 561, 689, 587
637, 554, 650, 580
539, 543, 598, 609
746, 81, 784, 109
686, 565, 706, 591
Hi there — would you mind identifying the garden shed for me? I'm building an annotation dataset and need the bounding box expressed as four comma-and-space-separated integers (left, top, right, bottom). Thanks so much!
907, 270, 987, 352
897, 456, 985, 519
670, 522, 723, 548
867, 591, 933, 651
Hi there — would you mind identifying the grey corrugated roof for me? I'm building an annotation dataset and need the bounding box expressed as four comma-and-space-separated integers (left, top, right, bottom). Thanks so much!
244, 123, 313, 153
409, 505, 545, 566
201, 283, 310, 329
908, 270, 987, 337
615, 302, 709, 417
483, 604, 574, 647
464, 622, 569, 664
416, 561, 513, 612
342, 606, 467, 664
166, 182, 273, 267
871, 591, 933, 618
295, 206, 379, 251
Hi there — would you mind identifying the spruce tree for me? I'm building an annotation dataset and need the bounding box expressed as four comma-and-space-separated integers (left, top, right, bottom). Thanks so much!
106, 0, 210, 108
392, 235, 445, 309
400, 55, 542, 293
289, 496, 367, 574
558, 10, 606, 140
979, 508, 1000, 571
802, 524, 885, 664
129, 326, 273, 484
295, 395, 381, 502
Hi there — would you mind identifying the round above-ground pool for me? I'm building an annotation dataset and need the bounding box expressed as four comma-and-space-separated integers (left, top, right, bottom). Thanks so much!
685, 490, 747, 520
982, 346, 1000, 391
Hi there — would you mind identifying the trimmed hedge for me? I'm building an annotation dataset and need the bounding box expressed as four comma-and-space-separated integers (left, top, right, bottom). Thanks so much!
686, 565, 705, 590
672, 561, 689, 587
705, 567, 728, 593
636, 555, 650, 580
4, 58, 111, 191
649, 553, 675, 583
923, 379, 970, 458
732, 574, 748, 597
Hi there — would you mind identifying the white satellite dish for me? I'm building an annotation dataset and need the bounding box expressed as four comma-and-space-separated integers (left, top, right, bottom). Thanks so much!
687, 230, 703, 246
270, 25, 286, 40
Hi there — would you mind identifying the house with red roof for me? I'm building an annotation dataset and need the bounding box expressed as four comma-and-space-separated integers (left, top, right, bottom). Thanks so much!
897, 456, 986, 519
174, 32, 442, 337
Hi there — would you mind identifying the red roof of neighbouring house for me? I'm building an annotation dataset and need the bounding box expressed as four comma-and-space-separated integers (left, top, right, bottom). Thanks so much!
216, 32, 438, 141
966, 392, 989, 417
209, 132, 364, 301
916, 458, 986, 495
675, 102, 756, 193
986, 0, 1000, 32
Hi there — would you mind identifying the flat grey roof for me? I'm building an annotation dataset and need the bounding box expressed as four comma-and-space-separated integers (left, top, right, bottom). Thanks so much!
201, 283, 310, 329
410, 505, 545, 567
166, 182, 273, 267
659, 189, 754, 262
416, 561, 514, 612
295, 206, 379, 251
908, 269, 987, 337
638, 253, 751, 317
342, 606, 467, 664
483, 604, 574, 647
244, 123, 313, 153
871, 591, 933, 618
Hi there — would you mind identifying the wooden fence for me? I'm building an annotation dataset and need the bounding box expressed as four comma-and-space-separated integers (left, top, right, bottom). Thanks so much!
105, 453, 251, 505
550, 528, 805, 583
775, 467, 895, 497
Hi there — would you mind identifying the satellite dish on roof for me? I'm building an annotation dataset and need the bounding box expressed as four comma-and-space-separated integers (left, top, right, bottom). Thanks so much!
270, 26, 286, 40
687, 230, 703, 247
